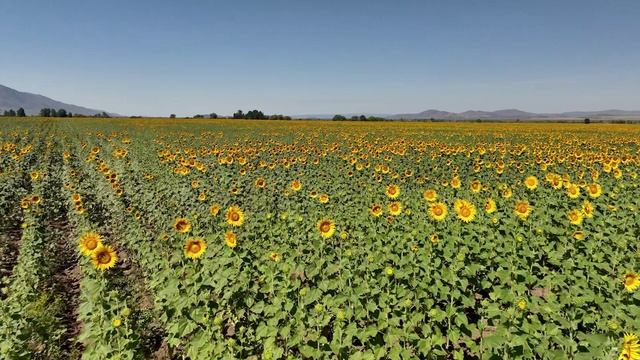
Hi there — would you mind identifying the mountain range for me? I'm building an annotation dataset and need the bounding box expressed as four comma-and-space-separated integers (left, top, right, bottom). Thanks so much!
387, 108, 640, 120
2, 84, 639, 120
0, 84, 112, 116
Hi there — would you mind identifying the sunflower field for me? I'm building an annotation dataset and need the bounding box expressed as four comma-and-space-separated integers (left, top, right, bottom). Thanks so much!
0, 117, 639, 360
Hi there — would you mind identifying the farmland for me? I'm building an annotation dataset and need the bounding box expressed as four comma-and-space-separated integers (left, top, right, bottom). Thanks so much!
0, 117, 639, 359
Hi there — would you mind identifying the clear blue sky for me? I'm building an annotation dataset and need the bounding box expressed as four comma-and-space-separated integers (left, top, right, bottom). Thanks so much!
2, 0, 639, 116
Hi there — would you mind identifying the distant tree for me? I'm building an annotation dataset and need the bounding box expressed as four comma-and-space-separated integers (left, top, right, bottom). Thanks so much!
68, 112, 73, 118
193, 114, 204, 119
57, 109, 68, 118
209, 113, 218, 119
17, 108, 26, 117
245, 110, 266, 119
233, 110, 244, 119
40, 108, 51, 117
359, 115, 367, 121
8, 109, 17, 117
332, 115, 346, 121
350, 116, 359, 120
169, 114, 176, 119
584, 118, 591, 124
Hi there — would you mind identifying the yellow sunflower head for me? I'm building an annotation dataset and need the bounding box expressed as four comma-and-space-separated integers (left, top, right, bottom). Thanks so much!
184, 238, 207, 259
618, 332, 640, 360
582, 200, 594, 218
79, 231, 103, 256
224, 231, 237, 248
388, 201, 402, 216
451, 176, 461, 189
255, 177, 266, 188
290, 180, 302, 191
567, 209, 583, 225
524, 176, 538, 190
225, 206, 245, 226
470, 180, 482, 193
454, 199, 476, 222
485, 198, 497, 214
587, 183, 602, 198
210, 204, 221, 216
502, 187, 513, 199
317, 219, 336, 238
429, 202, 448, 221
269, 251, 281, 262
430, 234, 439, 244
318, 194, 329, 204
514, 200, 532, 220
422, 189, 437, 202
174, 218, 191, 233
370, 204, 383, 217
566, 184, 580, 199
91, 245, 117, 271
623, 272, 640, 292
386, 184, 400, 199
572, 230, 585, 241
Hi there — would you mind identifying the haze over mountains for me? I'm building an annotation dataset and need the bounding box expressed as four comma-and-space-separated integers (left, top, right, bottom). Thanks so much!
1, 84, 639, 120
0, 84, 111, 116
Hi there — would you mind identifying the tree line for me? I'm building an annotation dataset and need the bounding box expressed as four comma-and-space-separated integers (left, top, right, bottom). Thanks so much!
178, 110, 292, 120
0, 108, 111, 118
332, 114, 385, 121
1, 108, 26, 117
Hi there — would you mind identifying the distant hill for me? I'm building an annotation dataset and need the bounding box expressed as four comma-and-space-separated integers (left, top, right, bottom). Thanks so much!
388, 108, 640, 120
295, 108, 640, 120
0, 84, 114, 116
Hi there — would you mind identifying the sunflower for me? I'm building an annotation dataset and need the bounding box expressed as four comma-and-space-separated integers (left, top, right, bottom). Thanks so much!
618, 333, 640, 360
566, 184, 580, 199
255, 177, 266, 188
269, 251, 281, 262
174, 218, 191, 233
184, 238, 206, 259
422, 189, 437, 202
290, 180, 302, 191
224, 231, 237, 248
388, 201, 402, 216
502, 187, 513, 199
430, 234, 439, 244
386, 184, 400, 199
514, 200, 532, 220
587, 183, 602, 198
572, 231, 585, 240
370, 204, 383, 217
485, 199, 497, 214
91, 245, 117, 271
567, 209, 583, 225
623, 272, 640, 292
454, 199, 476, 222
429, 202, 448, 221
317, 219, 336, 238
210, 204, 221, 216
79, 232, 103, 256
524, 176, 538, 190
451, 176, 461, 189
318, 194, 329, 204
582, 200, 594, 218
225, 206, 245, 227
470, 180, 482, 193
